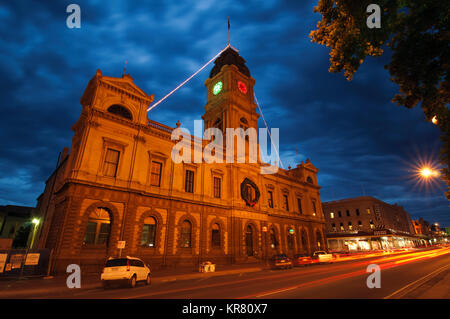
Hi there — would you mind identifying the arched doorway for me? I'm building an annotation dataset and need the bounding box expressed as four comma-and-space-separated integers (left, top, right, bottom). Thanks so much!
245, 225, 254, 256
269, 227, 278, 251
301, 229, 308, 254
316, 230, 323, 250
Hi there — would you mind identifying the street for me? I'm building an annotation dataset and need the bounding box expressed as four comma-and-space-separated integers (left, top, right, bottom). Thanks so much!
3, 247, 448, 299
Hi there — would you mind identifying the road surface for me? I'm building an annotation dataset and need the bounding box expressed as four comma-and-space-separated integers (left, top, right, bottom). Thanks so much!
16, 246, 449, 299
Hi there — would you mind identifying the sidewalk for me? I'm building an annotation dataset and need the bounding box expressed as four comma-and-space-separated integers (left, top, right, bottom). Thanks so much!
0, 263, 266, 298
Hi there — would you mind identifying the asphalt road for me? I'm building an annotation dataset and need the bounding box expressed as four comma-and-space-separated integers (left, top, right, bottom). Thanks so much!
34, 246, 450, 299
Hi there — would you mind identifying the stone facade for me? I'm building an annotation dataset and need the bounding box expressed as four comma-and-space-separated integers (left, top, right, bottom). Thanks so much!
36, 47, 326, 274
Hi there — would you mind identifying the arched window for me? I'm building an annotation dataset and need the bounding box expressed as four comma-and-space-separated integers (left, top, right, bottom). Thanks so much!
239, 118, 249, 140
107, 104, 133, 120
213, 117, 222, 131
83, 207, 111, 245
180, 220, 192, 248
301, 230, 307, 248
211, 223, 221, 248
306, 176, 314, 184
141, 217, 156, 247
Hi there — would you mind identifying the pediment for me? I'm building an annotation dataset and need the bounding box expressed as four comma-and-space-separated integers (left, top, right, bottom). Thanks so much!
101, 76, 152, 101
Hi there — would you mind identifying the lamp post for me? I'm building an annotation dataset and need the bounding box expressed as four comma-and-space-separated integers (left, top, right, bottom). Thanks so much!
19, 218, 40, 279
30, 218, 40, 250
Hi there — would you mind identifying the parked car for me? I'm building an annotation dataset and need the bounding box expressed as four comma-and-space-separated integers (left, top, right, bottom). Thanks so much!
101, 256, 151, 288
293, 254, 315, 266
269, 254, 293, 269
312, 251, 333, 263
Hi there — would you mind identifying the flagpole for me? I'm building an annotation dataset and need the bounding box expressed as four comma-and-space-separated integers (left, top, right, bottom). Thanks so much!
228, 17, 230, 45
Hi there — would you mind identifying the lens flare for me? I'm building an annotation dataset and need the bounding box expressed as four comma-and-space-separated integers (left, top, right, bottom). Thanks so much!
403, 145, 444, 194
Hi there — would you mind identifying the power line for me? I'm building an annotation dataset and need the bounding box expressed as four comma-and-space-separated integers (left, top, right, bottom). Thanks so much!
147, 45, 230, 112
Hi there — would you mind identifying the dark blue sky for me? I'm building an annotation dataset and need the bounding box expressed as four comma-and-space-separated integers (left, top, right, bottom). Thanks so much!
0, 1, 448, 226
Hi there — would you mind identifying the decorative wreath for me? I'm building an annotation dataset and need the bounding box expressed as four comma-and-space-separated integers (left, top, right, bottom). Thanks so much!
240, 178, 260, 207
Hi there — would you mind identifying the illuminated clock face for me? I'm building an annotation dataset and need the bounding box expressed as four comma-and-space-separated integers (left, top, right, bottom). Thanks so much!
212, 81, 223, 95
238, 81, 247, 94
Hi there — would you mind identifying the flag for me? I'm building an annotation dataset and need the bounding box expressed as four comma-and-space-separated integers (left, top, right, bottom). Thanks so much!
228, 17, 230, 31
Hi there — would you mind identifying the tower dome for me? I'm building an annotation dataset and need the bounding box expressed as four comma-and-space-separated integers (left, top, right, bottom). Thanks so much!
209, 46, 251, 78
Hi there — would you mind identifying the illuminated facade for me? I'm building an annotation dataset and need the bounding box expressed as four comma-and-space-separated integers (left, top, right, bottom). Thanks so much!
36, 47, 326, 274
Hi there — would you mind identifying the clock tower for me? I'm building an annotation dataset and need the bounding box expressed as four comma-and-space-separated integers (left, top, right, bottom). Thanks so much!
202, 46, 260, 133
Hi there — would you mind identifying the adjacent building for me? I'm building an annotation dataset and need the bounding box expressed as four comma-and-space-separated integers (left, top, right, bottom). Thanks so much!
322, 196, 425, 252
0, 205, 36, 249
35, 46, 327, 274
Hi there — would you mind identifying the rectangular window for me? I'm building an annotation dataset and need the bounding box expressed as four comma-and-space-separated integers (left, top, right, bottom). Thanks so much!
356, 209, 360, 216
150, 161, 162, 187
297, 198, 303, 214
283, 194, 289, 211
213, 177, 221, 198
367, 208, 371, 215
103, 148, 120, 177
346, 210, 350, 217
330, 212, 334, 219
185, 170, 194, 193
268, 191, 274, 208
312, 201, 317, 216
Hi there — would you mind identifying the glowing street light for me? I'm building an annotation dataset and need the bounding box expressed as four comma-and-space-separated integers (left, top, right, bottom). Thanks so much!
431, 116, 438, 125
30, 218, 40, 249
419, 167, 439, 179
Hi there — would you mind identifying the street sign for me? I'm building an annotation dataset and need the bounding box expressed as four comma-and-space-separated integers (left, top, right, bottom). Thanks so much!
25, 253, 40, 266
0, 254, 7, 273
117, 241, 126, 249
10, 254, 24, 269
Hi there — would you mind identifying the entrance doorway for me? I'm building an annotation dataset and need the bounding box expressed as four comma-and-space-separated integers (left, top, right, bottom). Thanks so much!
245, 225, 253, 256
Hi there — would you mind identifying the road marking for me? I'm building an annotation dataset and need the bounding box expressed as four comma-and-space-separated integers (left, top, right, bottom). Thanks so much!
383, 263, 450, 299
256, 286, 298, 297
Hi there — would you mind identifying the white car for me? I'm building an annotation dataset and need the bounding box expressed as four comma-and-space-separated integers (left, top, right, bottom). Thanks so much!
101, 256, 151, 288
312, 251, 333, 263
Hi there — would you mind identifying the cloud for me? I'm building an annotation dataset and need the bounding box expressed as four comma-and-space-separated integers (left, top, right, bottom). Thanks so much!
0, 1, 447, 226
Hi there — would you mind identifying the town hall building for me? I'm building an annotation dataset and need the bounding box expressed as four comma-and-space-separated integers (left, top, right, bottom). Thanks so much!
36, 46, 326, 274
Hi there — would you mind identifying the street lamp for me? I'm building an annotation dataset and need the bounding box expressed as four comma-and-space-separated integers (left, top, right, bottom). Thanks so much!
30, 218, 40, 249
419, 167, 439, 179
431, 116, 438, 125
